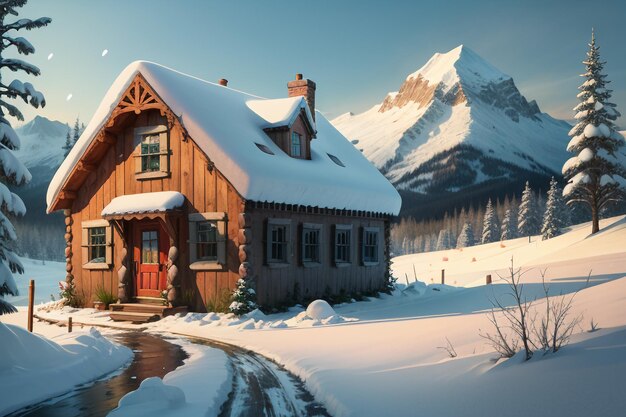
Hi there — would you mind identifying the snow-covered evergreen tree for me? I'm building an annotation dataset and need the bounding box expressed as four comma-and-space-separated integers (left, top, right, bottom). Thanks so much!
456, 222, 474, 248
229, 278, 257, 315
0, 1, 50, 315
518, 181, 540, 237
62, 129, 72, 157
501, 204, 518, 241
72, 117, 80, 146
563, 30, 626, 234
481, 199, 498, 244
542, 177, 567, 240
436, 229, 453, 250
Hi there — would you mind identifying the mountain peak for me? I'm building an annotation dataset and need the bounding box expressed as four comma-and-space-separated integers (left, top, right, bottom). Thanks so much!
407, 45, 510, 89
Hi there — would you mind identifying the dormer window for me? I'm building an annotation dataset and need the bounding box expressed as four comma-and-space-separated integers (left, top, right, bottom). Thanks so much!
291, 132, 302, 158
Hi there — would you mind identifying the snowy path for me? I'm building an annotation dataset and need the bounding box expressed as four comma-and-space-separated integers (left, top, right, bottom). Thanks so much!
188, 337, 331, 417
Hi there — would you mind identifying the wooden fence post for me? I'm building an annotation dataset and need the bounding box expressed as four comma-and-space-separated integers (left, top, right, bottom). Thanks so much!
27, 279, 34, 332
486, 274, 492, 285
441, 269, 445, 285
68, 316, 72, 333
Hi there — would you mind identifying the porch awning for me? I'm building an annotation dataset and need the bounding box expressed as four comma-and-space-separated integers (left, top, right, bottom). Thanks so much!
101, 191, 185, 219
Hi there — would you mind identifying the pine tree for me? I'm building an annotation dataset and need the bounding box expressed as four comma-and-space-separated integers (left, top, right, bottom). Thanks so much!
62, 128, 72, 157
436, 229, 451, 251
456, 222, 474, 248
563, 30, 626, 234
72, 117, 80, 146
501, 205, 518, 241
518, 181, 540, 237
481, 198, 498, 244
0, 2, 50, 315
229, 278, 257, 315
542, 177, 567, 240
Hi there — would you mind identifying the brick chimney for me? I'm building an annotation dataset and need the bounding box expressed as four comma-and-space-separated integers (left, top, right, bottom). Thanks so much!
287, 73, 316, 121
218, 78, 228, 86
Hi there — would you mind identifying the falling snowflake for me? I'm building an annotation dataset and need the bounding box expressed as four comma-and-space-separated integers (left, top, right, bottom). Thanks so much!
66, 93, 73, 101
101, 49, 108, 57
47, 52, 53, 60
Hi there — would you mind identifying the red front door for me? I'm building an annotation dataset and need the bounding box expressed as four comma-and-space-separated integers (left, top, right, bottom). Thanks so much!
133, 221, 169, 298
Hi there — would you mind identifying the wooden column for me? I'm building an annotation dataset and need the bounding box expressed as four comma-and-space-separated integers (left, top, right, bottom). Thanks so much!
237, 212, 255, 289
63, 209, 74, 286
111, 220, 130, 303
164, 215, 180, 307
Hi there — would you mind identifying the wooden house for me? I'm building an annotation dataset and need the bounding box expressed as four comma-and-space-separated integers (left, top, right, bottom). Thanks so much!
46, 61, 401, 318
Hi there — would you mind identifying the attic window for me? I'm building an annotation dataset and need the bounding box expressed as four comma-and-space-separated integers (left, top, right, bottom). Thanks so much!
327, 153, 345, 167
255, 142, 275, 155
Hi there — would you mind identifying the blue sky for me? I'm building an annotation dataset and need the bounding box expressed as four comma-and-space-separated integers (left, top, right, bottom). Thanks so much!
14, 0, 626, 127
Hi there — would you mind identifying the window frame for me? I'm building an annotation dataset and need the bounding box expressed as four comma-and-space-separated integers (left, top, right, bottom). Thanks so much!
362, 227, 380, 266
334, 224, 352, 267
188, 212, 227, 271
266, 218, 291, 267
134, 125, 170, 180
290, 131, 302, 158
301, 223, 322, 267
81, 219, 113, 270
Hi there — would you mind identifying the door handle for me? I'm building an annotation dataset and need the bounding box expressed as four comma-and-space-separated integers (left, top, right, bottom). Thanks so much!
134, 261, 138, 274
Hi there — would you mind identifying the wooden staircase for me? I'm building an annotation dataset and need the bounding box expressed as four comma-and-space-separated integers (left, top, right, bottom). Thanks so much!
109, 303, 188, 323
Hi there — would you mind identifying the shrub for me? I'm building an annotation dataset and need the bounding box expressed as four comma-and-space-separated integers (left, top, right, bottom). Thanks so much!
94, 286, 117, 309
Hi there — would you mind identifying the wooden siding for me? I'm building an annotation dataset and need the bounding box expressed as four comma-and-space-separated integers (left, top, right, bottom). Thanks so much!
247, 207, 388, 307
264, 113, 312, 159
69, 109, 242, 310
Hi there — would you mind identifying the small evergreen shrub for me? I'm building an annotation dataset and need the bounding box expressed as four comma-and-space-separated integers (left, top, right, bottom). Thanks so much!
229, 279, 258, 316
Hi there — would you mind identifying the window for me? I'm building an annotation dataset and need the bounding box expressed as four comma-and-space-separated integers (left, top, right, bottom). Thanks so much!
189, 212, 227, 270
362, 227, 380, 266
267, 219, 291, 266
302, 224, 322, 265
141, 134, 161, 172
141, 230, 159, 263
134, 125, 169, 179
81, 219, 113, 269
291, 131, 302, 157
334, 225, 352, 265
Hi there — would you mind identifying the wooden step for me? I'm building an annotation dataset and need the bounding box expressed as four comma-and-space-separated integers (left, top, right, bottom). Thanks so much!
110, 303, 167, 313
109, 311, 161, 323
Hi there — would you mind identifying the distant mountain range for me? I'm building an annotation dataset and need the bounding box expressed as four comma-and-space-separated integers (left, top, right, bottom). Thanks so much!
332, 45, 572, 219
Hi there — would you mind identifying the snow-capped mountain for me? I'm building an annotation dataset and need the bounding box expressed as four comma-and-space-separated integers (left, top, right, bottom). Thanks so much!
333, 45, 571, 200
14, 115, 69, 178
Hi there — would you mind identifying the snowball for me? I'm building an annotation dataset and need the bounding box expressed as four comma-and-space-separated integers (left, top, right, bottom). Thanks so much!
578, 147, 594, 162
306, 300, 336, 320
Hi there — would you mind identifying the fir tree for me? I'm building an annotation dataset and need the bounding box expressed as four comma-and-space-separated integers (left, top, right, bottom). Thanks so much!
456, 222, 474, 248
229, 278, 257, 315
563, 30, 626, 234
0, 2, 50, 315
481, 198, 498, 244
501, 205, 518, 241
518, 181, 540, 237
542, 177, 567, 240
62, 128, 72, 157
72, 117, 80, 146
436, 229, 451, 251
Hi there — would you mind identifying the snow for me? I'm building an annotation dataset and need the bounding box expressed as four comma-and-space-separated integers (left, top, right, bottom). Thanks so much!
110, 340, 231, 417
101, 191, 185, 217
0, 142, 31, 184
305, 299, 336, 320
47, 61, 400, 215
246, 96, 315, 130
0, 324, 132, 415
578, 147, 594, 162
5, 256, 67, 306
406, 45, 510, 95
583, 122, 610, 138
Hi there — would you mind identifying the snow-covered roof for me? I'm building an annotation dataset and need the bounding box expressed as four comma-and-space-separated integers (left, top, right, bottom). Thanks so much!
47, 61, 401, 215
101, 191, 184, 217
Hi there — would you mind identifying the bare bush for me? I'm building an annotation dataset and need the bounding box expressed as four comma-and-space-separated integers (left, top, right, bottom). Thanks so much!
589, 318, 599, 332
437, 337, 458, 358
480, 258, 587, 361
